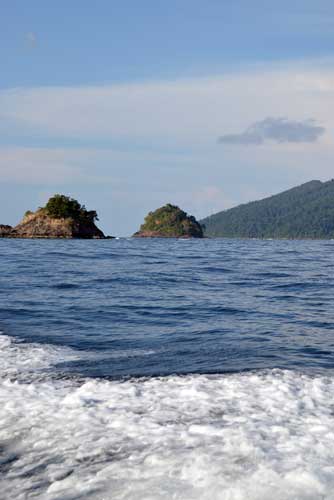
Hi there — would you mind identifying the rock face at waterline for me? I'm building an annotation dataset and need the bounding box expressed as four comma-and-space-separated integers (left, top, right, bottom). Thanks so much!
133, 204, 203, 238
0, 225, 14, 237
1, 195, 106, 239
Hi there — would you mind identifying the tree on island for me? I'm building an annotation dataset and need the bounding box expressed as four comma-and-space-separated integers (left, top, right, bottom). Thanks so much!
44, 194, 98, 222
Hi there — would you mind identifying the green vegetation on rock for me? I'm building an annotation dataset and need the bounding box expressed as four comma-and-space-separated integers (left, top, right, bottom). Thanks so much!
134, 204, 203, 238
3, 194, 106, 239
44, 194, 98, 222
201, 180, 334, 239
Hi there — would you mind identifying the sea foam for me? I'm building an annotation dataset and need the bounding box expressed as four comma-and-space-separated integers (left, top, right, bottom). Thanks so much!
0, 334, 81, 381
1, 334, 334, 499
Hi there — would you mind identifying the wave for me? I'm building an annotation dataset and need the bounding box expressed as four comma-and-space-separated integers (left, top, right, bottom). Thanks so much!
0, 334, 156, 381
1, 334, 334, 499
0, 334, 81, 381
50, 283, 79, 290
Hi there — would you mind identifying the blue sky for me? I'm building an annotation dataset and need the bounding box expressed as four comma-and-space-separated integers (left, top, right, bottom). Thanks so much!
1, 1, 334, 235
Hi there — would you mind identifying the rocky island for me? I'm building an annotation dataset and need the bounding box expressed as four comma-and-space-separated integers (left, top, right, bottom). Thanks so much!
0, 195, 106, 239
133, 204, 203, 238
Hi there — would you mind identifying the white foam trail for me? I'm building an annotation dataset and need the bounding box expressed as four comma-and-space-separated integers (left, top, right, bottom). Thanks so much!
0, 334, 80, 379
1, 335, 334, 499
0, 334, 155, 380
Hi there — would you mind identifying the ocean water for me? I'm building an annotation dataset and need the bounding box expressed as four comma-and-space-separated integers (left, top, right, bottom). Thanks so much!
1, 238, 334, 499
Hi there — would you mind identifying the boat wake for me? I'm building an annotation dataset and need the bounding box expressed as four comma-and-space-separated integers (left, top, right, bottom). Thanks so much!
1, 333, 334, 499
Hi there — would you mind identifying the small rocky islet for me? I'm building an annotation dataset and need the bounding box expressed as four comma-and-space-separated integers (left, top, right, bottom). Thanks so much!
0, 194, 106, 239
133, 204, 203, 238
0, 196, 203, 239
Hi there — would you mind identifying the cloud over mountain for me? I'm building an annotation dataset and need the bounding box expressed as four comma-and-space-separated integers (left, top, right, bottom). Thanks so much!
218, 117, 325, 146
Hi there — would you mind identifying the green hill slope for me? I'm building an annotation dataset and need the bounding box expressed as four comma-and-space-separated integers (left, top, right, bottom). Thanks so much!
201, 180, 334, 239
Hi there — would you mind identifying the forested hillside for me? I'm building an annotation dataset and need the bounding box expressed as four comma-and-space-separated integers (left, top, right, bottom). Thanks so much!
201, 180, 334, 238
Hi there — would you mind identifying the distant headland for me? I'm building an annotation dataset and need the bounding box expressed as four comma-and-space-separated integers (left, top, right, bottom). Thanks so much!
133, 204, 203, 238
0, 194, 107, 239
201, 179, 334, 239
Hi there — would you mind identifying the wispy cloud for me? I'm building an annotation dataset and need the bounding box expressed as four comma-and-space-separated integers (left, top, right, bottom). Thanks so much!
25, 32, 37, 48
0, 147, 86, 184
0, 146, 192, 185
218, 117, 325, 146
1, 62, 334, 149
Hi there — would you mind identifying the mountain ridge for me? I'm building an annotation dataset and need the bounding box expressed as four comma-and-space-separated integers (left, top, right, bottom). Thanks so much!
201, 180, 334, 239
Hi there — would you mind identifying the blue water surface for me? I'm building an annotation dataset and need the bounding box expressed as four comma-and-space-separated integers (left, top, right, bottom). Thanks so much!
1, 238, 333, 377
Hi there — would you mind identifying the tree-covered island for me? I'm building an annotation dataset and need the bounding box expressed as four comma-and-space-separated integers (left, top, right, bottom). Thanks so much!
0, 194, 106, 238
133, 204, 203, 238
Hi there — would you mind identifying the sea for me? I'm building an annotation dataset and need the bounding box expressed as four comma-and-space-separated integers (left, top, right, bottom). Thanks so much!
1, 238, 334, 500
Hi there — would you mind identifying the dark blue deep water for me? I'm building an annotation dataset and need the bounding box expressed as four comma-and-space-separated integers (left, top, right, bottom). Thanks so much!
1, 238, 334, 377
3, 238, 334, 499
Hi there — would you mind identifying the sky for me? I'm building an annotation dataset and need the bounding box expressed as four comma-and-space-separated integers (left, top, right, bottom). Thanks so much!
1, 1, 334, 235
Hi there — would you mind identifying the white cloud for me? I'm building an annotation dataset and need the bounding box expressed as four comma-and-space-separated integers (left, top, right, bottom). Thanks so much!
177, 186, 235, 219
0, 146, 195, 185
1, 61, 334, 149
0, 147, 130, 185
25, 32, 37, 48
0, 147, 82, 184
2, 61, 334, 235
